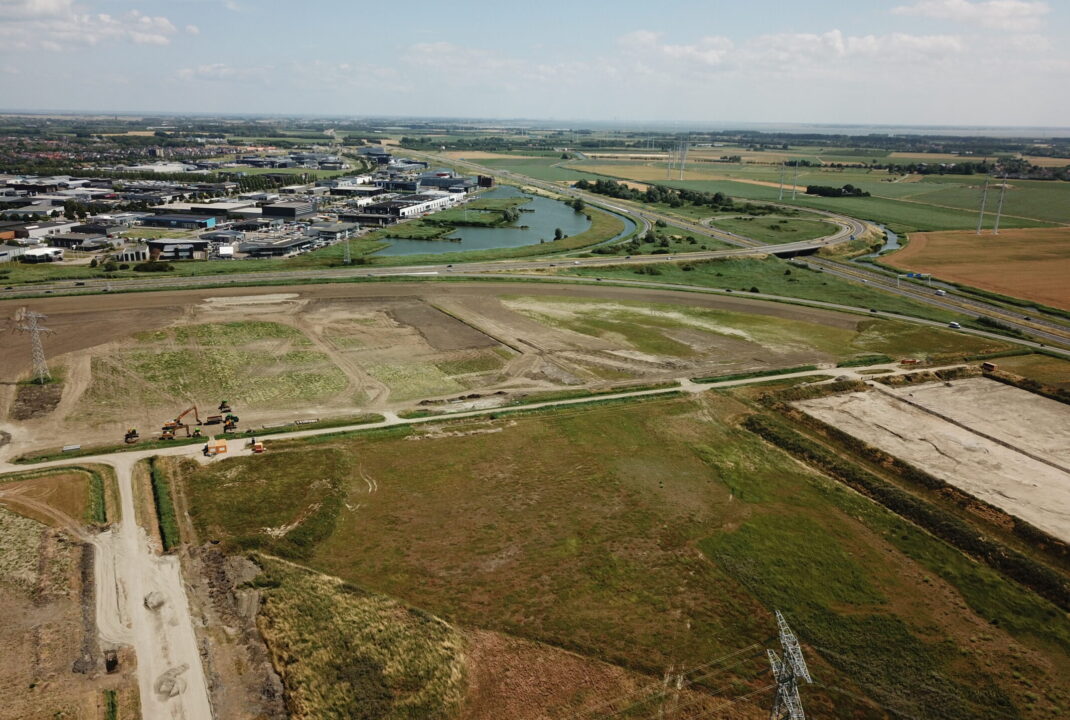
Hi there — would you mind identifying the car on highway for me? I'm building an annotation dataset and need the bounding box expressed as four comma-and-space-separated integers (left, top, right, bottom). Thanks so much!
935, 289, 947, 296
573, 260, 580, 265
948, 321, 961, 329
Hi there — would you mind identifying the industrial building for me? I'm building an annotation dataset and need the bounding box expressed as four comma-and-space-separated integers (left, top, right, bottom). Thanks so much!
147, 237, 212, 259
21, 247, 64, 263
142, 214, 217, 230
240, 235, 316, 257
262, 200, 315, 220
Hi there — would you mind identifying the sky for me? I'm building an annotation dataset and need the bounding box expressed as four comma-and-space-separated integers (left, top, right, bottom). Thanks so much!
0, 0, 1068, 128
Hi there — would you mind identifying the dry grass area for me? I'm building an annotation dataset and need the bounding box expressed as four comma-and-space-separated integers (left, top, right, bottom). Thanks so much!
0, 504, 133, 720
256, 557, 466, 720
992, 353, 1070, 389
885, 227, 1070, 309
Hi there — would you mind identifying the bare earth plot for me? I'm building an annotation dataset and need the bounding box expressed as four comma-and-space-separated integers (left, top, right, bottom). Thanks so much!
796, 379, 1070, 543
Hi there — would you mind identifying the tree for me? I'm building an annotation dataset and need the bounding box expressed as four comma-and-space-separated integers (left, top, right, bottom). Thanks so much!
554, 228, 564, 240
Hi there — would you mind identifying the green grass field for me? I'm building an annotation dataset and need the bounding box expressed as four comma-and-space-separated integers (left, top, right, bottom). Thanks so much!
77, 321, 347, 418
563, 256, 986, 327
181, 394, 1070, 719
707, 216, 836, 244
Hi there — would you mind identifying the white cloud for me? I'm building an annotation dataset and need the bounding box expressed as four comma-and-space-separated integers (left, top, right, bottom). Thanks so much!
892, 0, 1050, 32
185, 24, 199, 35
0, 1, 183, 49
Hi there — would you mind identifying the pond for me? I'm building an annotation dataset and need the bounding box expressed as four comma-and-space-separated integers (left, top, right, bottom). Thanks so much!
372, 185, 594, 257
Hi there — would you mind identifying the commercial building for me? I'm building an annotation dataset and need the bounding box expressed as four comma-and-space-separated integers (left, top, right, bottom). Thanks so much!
0, 244, 25, 263
262, 200, 315, 220
141, 214, 217, 230
308, 222, 359, 241
21, 247, 64, 263
49, 232, 110, 250
239, 235, 315, 257
147, 237, 211, 260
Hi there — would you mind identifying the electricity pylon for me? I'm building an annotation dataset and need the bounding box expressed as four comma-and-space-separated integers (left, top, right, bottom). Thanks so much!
768, 610, 812, 720
12, 307, 54, 384
976, 179, 990, 234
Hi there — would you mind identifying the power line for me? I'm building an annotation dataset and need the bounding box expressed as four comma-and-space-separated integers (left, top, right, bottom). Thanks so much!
976, 178, 989, 234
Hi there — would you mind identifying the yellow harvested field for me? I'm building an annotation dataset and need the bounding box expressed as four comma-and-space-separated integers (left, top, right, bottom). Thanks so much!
442, 151, 538, 159
575, 163, 796, 191
885, 227, 1070, 309
1023, 155, 1070, 167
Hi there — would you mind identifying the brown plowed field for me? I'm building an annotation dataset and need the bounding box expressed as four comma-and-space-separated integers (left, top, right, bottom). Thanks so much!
885, 227, 1070, 309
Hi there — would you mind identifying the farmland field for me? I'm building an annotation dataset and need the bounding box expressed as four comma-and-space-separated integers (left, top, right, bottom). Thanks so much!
548, 158, 1063, 232
883, 227, 1070, 309
993, 353, 1070, 389
180, 393, 1070, 719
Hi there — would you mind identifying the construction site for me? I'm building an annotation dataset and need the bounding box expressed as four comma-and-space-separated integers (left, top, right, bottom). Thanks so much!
0, 282, 1068, 720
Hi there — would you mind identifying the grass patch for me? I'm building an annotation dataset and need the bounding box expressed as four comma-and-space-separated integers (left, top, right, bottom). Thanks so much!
564, 256, 971, 324
179, 394, 1070, 717
148, 457, 180, 552
707, 216, 836, 244
102, 690, 118, 720
836, 354, 893, 367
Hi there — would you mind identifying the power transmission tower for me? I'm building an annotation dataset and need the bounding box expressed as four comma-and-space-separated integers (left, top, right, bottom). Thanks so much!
343, 235, 352, 265
993, 174, 1008, 235
791, 163, 799, 200
678, 141, 689, 181
976, 179, 989, 234
11, 307, 54, 384
767, 610, 812, 720
778, 161, 786, 201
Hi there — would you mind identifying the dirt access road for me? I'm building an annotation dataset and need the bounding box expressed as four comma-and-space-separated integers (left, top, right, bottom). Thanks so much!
92, 454, 212, 720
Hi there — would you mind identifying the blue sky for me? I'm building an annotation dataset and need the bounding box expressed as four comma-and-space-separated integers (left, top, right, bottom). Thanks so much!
0, 0, 1067, 127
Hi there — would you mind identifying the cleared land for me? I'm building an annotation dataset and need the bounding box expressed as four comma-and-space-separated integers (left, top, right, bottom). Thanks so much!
796, 379, 1070, 543
884, 227, 1070, 310
3, 281, 986, 453
180, 393, 1070, 719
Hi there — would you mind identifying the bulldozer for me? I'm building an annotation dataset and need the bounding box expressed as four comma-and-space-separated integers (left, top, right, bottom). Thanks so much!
218, 400, 232, 413
124, 428, 140, 444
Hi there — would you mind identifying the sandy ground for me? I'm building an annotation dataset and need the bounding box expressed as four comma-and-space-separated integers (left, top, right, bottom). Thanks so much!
93, 455, 212, 720
885, 378, 1070, 468
885, 228, 1070, 310
796, 379, 1070, 543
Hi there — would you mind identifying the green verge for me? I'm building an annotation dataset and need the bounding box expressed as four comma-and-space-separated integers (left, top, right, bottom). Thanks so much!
148, 457, 180, 552
102, 690, 118, 720
835, 354, 893, 367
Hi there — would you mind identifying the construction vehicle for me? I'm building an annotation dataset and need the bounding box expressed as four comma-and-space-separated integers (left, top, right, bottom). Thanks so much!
223, 419, 237, 433
192, 427, 203, 438
160, 429, 176, 441
205, 414, 223, 425
161, 405, 203, 439
249, 438, 265, 454
224, 413, 239, 424
218, 400, 232, 412
124, 428, 140, 444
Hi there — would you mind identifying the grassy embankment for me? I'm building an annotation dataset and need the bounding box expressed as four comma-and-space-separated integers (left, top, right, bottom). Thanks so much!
180, 394, 1070, 720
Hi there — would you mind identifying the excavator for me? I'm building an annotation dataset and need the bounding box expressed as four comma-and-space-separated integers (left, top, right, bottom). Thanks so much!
218, 400, 232, 413
124, 428, 139, 444
160, 406, 203, 440
223, 413, 239, 433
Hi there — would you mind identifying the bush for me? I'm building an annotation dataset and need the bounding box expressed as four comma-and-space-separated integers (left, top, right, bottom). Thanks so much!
134, 261, 174, 272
